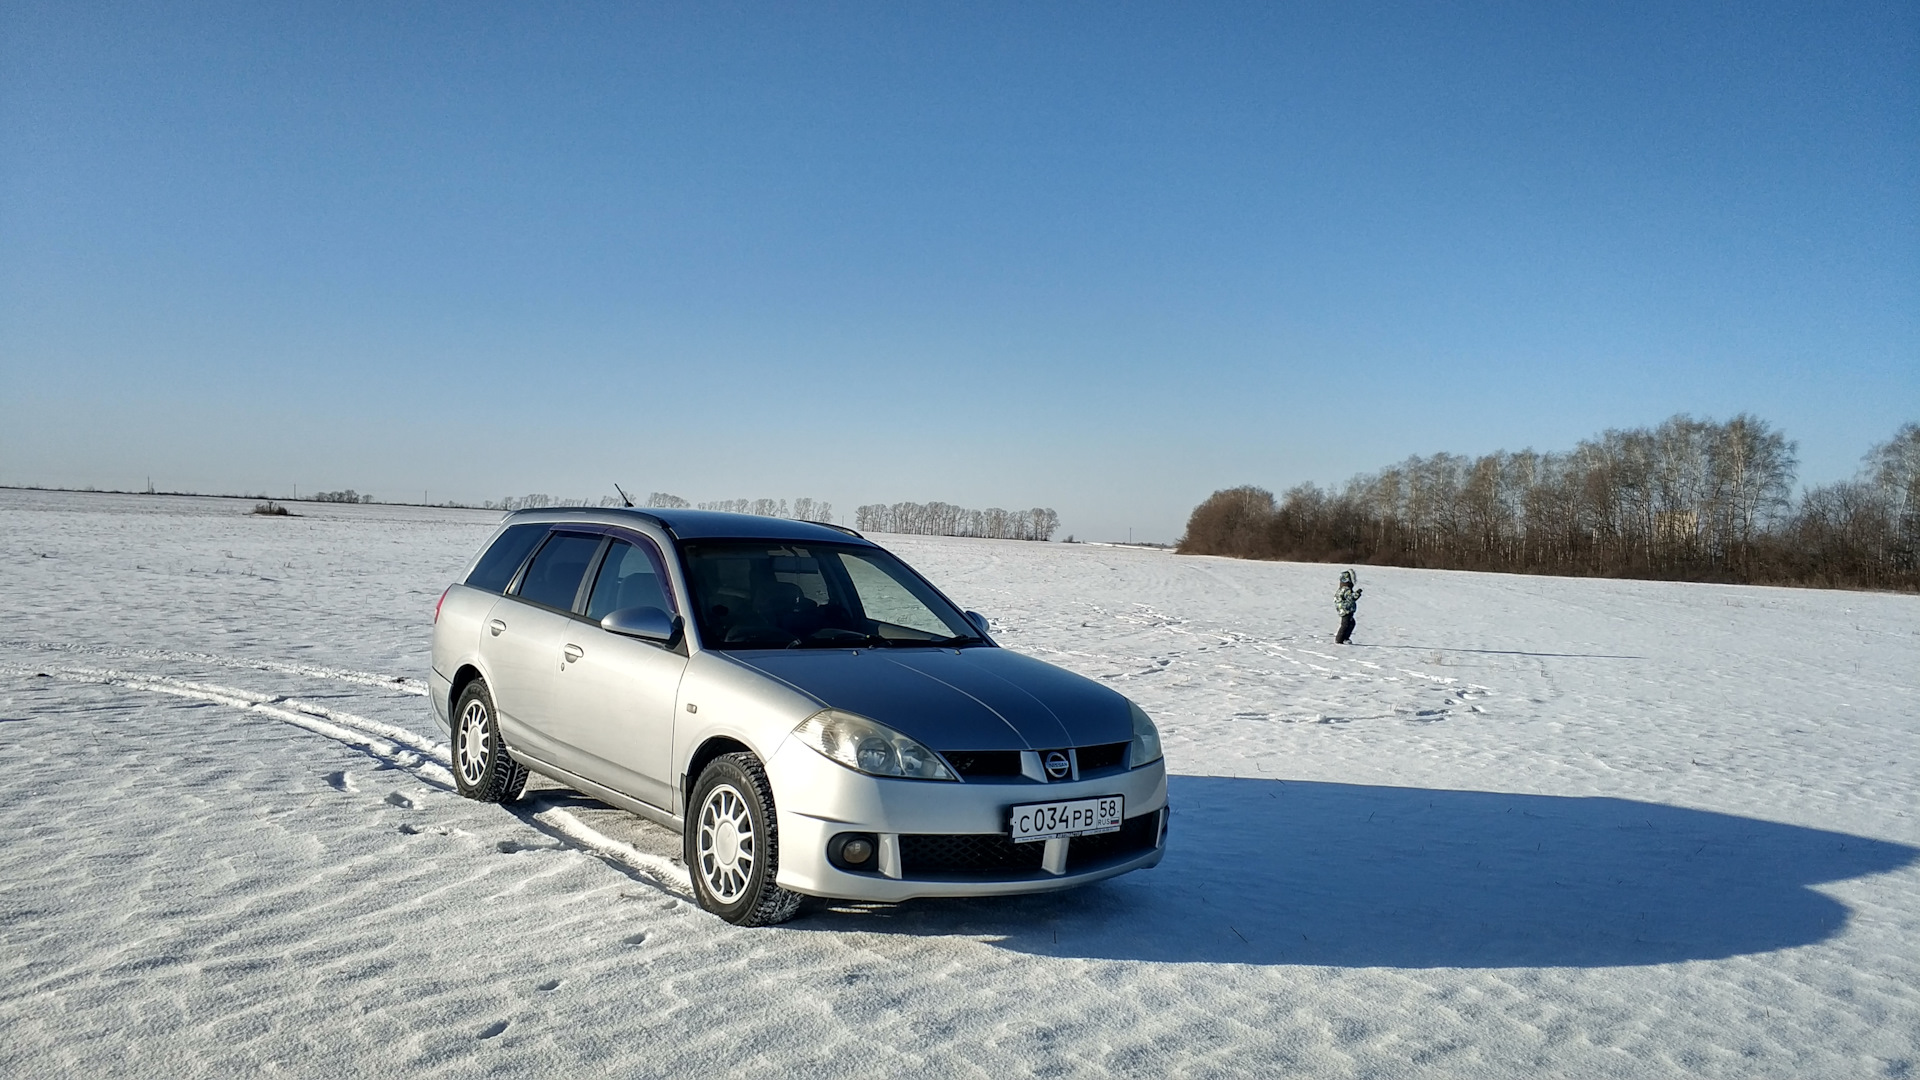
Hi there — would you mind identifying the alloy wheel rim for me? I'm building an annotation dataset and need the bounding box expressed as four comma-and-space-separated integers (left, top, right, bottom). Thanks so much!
457, 699, 491, 786
697, 784, 755, 904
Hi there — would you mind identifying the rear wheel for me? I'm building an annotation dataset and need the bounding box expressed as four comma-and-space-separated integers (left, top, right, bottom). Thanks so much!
685, 753, 803, 926
451, 678, 528, 803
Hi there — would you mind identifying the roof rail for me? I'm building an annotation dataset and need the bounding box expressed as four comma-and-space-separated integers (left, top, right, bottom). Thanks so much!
503, 505, 677, 538
624, 509, 676, 536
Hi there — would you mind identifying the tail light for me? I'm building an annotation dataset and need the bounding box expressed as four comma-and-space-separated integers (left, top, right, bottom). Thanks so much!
434, 586, 450, 624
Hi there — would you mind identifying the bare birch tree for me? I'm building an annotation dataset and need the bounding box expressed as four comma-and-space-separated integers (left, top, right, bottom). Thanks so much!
1177, 415, 1914, 590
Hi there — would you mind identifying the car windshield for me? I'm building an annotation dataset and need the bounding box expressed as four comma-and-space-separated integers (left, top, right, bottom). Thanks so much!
679, 541, 983, 651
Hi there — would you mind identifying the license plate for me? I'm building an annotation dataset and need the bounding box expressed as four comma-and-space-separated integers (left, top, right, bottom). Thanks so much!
1008, 796, 1124, 843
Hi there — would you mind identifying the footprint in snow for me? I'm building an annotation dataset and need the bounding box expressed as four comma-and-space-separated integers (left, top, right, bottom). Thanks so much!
478, 1020, 508, 1040
325, 771, 357, 793
623, 932, 649, 946
536, 979, 562, 992
384, 791, 419, 809
400, 823, 461, 838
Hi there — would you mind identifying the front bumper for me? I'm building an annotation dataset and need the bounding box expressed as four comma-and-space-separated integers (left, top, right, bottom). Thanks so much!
766, 737, 1169, 902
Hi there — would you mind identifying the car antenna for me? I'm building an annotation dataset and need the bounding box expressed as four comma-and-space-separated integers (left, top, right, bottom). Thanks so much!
614, 483, 634, 508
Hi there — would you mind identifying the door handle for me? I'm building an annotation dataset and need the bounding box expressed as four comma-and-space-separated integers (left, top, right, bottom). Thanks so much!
563, 643, 584, 663
488, 619, 506, 636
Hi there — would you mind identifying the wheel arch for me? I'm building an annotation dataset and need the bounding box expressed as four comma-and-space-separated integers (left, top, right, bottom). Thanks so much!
449, 663, 486, 717
683, 735, 755, 817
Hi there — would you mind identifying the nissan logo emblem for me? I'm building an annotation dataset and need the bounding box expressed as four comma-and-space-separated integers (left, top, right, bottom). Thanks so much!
1044, 751, 1071, 779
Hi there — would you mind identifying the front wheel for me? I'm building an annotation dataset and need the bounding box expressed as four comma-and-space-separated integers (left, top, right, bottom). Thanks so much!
451, 678, 528, 803
685, 753, 803, 926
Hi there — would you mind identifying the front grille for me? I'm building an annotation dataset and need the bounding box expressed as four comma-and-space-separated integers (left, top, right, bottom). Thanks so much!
944, 750, 1023, 779
899, 832, 1046, 875
896, 812, 1162, 879
1075, 742, 1129, 775
1064, 812, 1161, 872
940, 742, 1135, 782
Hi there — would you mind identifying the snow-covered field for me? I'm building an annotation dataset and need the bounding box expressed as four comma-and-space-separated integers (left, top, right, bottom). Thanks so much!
3, 488, 1916, 1078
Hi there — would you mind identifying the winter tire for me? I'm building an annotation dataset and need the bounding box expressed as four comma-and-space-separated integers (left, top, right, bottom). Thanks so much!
451, 678, 528, 803
685, 753, 803, 926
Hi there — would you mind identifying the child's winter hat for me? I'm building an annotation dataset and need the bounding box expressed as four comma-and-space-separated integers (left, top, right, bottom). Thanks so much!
1339, 570, 1355, 585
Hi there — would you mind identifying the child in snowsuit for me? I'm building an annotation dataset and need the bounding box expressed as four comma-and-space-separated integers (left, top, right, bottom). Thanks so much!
1334, 570, 1362, 644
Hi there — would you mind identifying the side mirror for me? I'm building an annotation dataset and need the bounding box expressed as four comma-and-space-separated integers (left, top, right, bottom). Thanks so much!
601, 605, 681, 644
965, 611, 990, 636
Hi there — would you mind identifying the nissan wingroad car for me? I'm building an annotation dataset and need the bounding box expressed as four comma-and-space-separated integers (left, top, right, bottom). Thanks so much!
430, 508, 1168, 925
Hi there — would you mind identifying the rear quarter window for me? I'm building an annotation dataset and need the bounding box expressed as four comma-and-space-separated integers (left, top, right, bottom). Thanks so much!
465, 524, 549, 593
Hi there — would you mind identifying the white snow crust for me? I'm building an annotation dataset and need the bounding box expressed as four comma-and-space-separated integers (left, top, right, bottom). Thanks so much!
2, 489, 1916, 1077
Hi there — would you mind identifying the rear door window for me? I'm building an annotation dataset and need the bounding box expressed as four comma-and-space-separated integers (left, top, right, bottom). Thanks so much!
514, 532, 605, 612
585, 539, 675, 621
465, 523, 549, 593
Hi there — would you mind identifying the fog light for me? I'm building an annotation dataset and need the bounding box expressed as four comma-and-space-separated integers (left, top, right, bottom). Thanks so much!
828, 832, 879, 871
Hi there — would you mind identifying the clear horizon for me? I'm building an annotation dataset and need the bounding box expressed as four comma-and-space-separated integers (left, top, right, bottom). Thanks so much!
4, 2, 1915, 542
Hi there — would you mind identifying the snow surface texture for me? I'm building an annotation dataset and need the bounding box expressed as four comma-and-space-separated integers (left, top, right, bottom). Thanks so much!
2, 489, 1917, 1078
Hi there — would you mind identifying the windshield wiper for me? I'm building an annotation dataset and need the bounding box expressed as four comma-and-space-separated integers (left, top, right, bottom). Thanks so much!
784, 632, 984, 650
786, 629, 880, 649
879, 635, 983, 648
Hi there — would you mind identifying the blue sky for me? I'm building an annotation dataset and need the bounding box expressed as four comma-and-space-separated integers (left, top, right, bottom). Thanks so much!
3, 2, 1914, 541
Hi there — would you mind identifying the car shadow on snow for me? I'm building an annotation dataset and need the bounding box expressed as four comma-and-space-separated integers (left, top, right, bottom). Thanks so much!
792, 776, 1917, 968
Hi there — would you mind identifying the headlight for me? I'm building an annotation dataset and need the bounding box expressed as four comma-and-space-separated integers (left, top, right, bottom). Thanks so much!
1128, 701, 1163, 768
792, 709, 956, 781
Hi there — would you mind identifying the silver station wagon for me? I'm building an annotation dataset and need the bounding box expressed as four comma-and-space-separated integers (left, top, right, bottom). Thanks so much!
431, 508, 1168, 925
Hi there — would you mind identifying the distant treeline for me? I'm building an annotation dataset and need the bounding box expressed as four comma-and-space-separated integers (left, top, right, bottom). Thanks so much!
855, 502, 1060, 541
1180, 416, 1919, 591
684, 496, 833, 522
485, 492, 834, 522
485, 493, 623, 510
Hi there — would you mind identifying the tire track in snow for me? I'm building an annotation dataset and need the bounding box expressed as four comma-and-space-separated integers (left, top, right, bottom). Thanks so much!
3, 663, 692, 893
530, 805, 690, 894
5, 662, 454, 783
0, 640, 429, 696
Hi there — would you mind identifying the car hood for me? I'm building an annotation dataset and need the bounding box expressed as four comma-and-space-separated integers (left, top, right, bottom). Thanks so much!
724, 647, 1131, 750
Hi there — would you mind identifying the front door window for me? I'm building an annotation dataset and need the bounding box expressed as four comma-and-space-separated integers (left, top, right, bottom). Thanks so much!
585, 539, 674, 621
